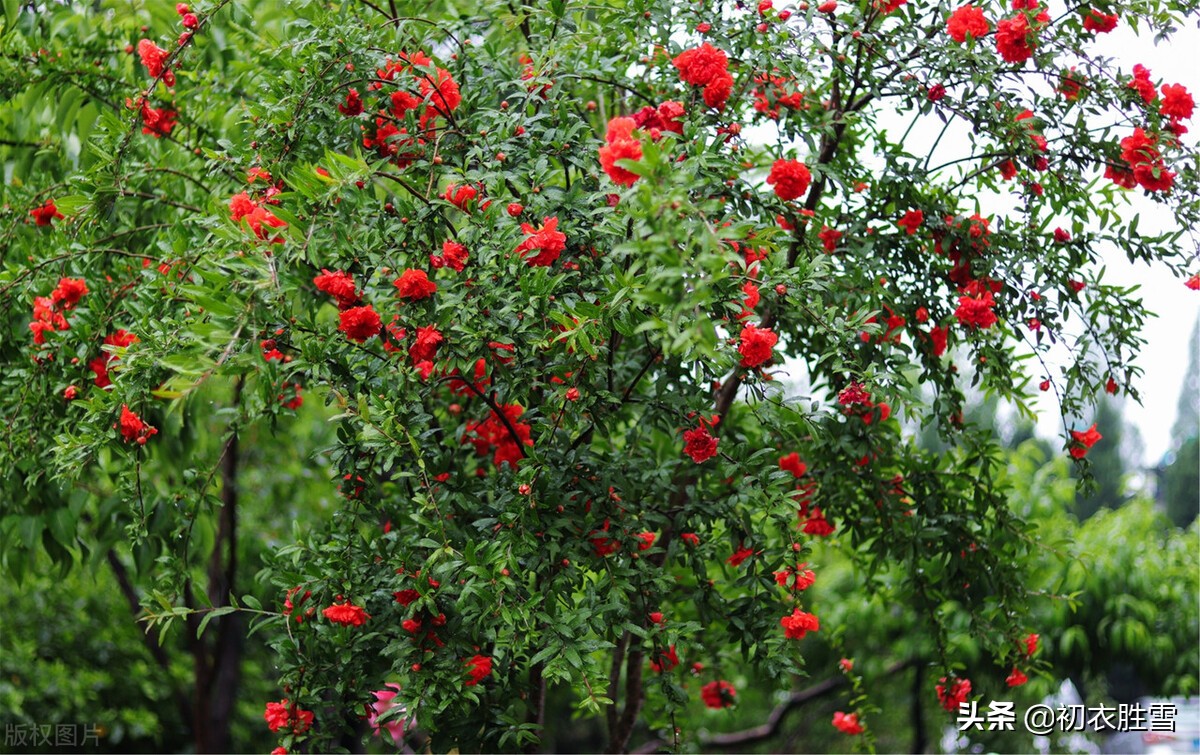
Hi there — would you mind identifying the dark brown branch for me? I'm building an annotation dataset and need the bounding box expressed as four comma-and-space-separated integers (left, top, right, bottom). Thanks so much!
606, 631, 631, 743
609, 642, 645, 753
911, 661, 927, 753
632, 659, 916, 753
432, 376, 529, 460
525, 661, 546, 752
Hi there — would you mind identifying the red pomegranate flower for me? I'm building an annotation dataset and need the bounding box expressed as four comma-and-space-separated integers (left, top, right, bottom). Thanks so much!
947, 5, 990, 42
672, 43, 734, 110
682, 418, 719, 463
137, 39, 169, 78
515, 217, 567, 267
599, 116, 643, 186
833, 711, 864, 735
995, 14, 1035, 64
430, 240, 469, 272
322, 600, 370, 626
117, 405, 158, 445
780, 608, 820, 639
338, 305, 382, 342
1069, 423, 1102, 459
1082, 8, 1118, 32
314, 269, 359, 309
464, 655, 493, 686
700, 680, 736, 709
766, 159, 812, 201
29, 200, 64, 227
393, 269, 438, 300
737, 323, 778, 367
936, 677, 972, 711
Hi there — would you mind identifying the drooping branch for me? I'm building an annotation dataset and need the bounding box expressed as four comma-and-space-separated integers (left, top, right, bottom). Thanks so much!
106, 548, 194, 731
631, 658, 917, 753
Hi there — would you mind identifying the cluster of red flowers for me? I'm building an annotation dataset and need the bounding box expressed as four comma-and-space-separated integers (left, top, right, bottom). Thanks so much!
672, 43, 734, 110
649, 644, 679, 674
407, 324, 444, 367
133, 39, 179, 137
117, 405, 157, 445
29, 277, 87, 346
347, 51, 462, 166
632, 100, 685, 138
934, 212, 993, 288
860, 307, 907, 347
599, 117, 643, 187
818, 225, 842, 253
897, 209, 924, 235
954, 279, 1000, 329
751, 72, 805, 120
1081, 7, 1119, 33
1130, 64, 1157, 105
229, 191, 287, 241
137, 99, 177, 138
398, 52, 461, 107
1161, 83, 1195, 127
1108, 127, 1175, 192
465, 404, 534, 468
322, 599, 370, 626
442, 184, 486, 212
137, 39, 172, 82
339, 305, 383, 343
726, 544, 758, 567
263, 700, 314, 734
994, 0, 1049, 65
314, 269, 359, 309
774, 563, 816, 591
778, 451, 832, 536
1106, 67, 1192, 191
393, 268, 438, 301
282, 587, 315, 624
430, 240, 469, 272
837, 381, 871, 407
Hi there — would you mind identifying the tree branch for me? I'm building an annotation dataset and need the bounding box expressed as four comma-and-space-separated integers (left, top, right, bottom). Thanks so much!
606, 631, 630, 743
632, 659, 916, 753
